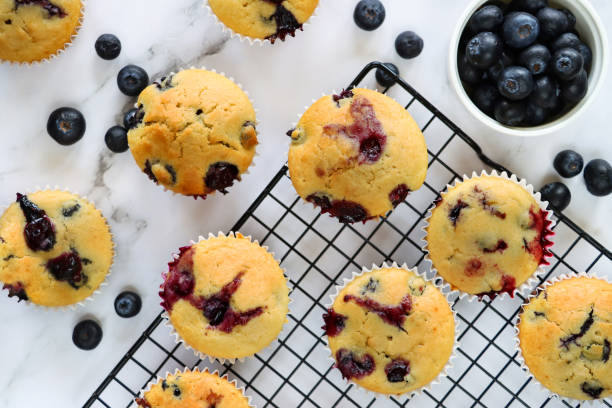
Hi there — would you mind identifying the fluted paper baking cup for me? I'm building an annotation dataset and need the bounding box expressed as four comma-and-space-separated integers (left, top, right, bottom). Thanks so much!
160, 231, 291, 364
322, 262, 460, 399
0, 187, 115, 310
514, 272, 612, 405
129, 67, 259, 200
133, 366, 255, 407
422, 170, 555, 302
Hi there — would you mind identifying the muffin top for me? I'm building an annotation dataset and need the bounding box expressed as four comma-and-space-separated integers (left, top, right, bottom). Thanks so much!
426, 175, 553, 297
208, 0, 318, 42
0, 0, 82, 63
135, 370, 250, 408
288, 88, 428, 223
128, 69, 258, 197
159, 234, 289, 360
323, 267, 455, 395
518, 276, 612, 400
0, 191, 113, 307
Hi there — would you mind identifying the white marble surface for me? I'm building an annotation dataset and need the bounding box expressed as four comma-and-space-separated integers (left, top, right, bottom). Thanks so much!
0, 0, 611, 407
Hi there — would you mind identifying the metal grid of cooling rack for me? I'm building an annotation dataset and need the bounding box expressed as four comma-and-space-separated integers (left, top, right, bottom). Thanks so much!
84, 62, 612, 408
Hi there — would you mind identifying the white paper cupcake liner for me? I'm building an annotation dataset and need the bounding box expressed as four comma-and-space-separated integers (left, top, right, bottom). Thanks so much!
132, 67, 259, 200
205, 0, 319, 46
161, 231, 291, 364
1, 0, 85, 66
134, 366, 255, 407
422, 170, 556, 302
514, 272, 612, 405
322, 262, 460, 400
0, 186, 115, 311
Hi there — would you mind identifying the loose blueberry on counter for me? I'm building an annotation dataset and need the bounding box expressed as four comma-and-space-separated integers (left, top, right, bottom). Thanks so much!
95, 34, 121, 60
524, 101, 548, 125
353, 0, 385, 31
502, 12, 540, 49
466, 32, 502, 69
47, 107, 86, 146
550, 33, 581, 52
395, 31, 424, 59
469, 5, 504, 33
494, 98, 526, 126
509, 0, 547, 13
537, 7, 568, 42
498, 66, 533, 100
518, 44, 550, 75
458, 54, 485, 85
105, 126, 129, 153
375, 63, 399, 88
539, 182, 571, 211
114, 291, 142, 318
117, 64, 149, 97
530, 75, 560, 109
554, 150, 583, 178
73, 319, 103, 350
551, 48, 583, 81
584, 159, 612, 197
472, 83, 499, 115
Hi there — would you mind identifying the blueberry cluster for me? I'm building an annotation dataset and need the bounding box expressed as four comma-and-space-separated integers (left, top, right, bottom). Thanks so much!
458, 0, 592, 127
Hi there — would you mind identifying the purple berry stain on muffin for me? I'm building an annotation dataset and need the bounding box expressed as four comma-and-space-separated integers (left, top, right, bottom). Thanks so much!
332, 89, 354, 106
335, 349, 375, 380
464, 258, 483, 277
16, 193, 56, 252
47, 251, 87, 289
205, 162, 239, 194
306, 193, 371, 224
264, 0, 303, 43
135, 398, 152, 408
322, 308, 347, 337
385, 359, 410, 383
483, 239, 508, 253
581, 381, 604, 399
143, 160, 158, 184
154, 75, 175, 91
560, 308, 594, 350
343, 293, 412, 330
160, 246, 196, 310
448, 199, 469, 227
477, 274, 516, 299
15, 0, 66, 18
475, 186, 506, 219
2, 282, 28, 302
389, 184, 410, 207
523, 207, 553, 265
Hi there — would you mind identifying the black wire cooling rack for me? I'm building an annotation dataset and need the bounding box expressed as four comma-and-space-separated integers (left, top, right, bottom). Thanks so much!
84, 62, 612, 408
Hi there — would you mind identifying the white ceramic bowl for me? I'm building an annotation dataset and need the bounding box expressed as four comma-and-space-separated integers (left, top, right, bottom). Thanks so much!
449, 0, 608, 137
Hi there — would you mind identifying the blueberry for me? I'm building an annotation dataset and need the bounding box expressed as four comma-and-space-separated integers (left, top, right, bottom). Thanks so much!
577, 42, 592, 72
509, 0, 547, 13
487, 49, 515, 82
123, 107, 141, 129
551, 32, 581, 52
114, 291, 142, 318
73, 320, 103, 350
551, 47, 583, 80
494, 98, 526, 126
95, 34, 121, 60
584, 159, 612, 197
472, 83, 500, 115
525, 101, 548, 125
537, 7, 569, 42
469, 5, 504, 33
47, 107, 86, 146
104, 126, 129, 153
395, 31, 424, 59
502, 12, 540, 49
353, 0, 385, 31
561, 69, 588, 105
554, 150, 584, 178
466, 32, 502, 69
518, 44, 551, 75
540, 182, 571, 211
117, 65, 149, 97
530, 75, 560, 108
561, 9, 576, 30
498, 66, 533, 100
458, 54, 485, 84
375, 63, 399, 88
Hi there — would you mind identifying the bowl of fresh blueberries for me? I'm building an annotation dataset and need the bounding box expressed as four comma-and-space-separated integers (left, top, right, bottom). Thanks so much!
449, 0, 608, 137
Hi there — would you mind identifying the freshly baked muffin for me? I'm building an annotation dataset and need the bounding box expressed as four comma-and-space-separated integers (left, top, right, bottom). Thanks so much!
518, 276, 612, 400
288, 88, 428, 223
0, 0, 82, 63
159, 233, 289, 360
0, 191, 113, 307
135, 369, 251, 408
128, 69, 258, 198
323, 266, 455, 395
208, 0, 318, 43
426, 174, 553, 297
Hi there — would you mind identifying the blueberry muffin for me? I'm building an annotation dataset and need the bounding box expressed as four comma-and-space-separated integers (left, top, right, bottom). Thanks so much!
128, 69, 258, 198
0, 191, 113, 307
288, 88, 428, 223
0, 0, 83, 63
518, 276, 612, 400
426, 174, 553, 298
323, 266, 455, 395
160, 233, 289, 360
208, 0, 318, 43
135, 369, 251, 408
